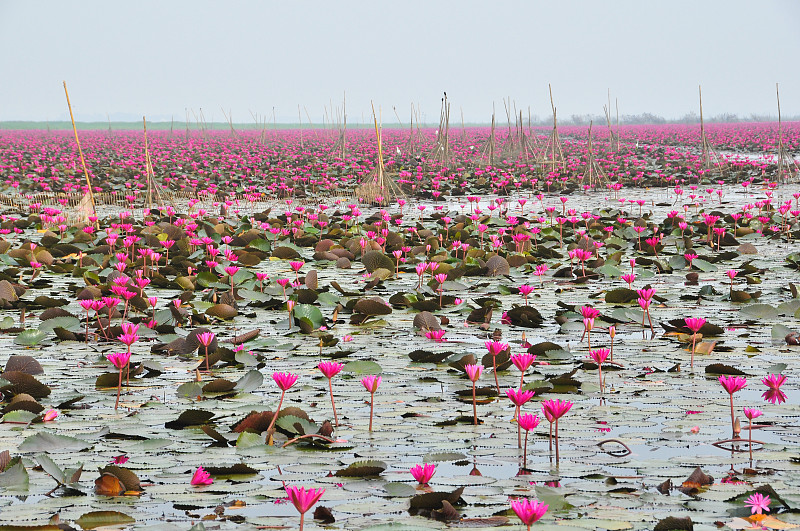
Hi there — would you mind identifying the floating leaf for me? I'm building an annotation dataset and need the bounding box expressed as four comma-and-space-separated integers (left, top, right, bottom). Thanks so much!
4, 355, 43, 375
343, 360, 382, 375
13, 329, 47, 346
18, 432, 91, 453
75, 511, 135, 529
383, 482, 418, 497
740, 303, 779, 319
164, 409, 214, 429
234, 370, 264, 393
335, 460, 387, 477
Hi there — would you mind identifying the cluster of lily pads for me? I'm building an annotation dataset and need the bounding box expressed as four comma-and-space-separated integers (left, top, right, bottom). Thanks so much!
0, 124, 797, 530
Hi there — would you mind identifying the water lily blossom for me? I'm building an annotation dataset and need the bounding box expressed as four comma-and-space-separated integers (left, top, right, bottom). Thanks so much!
410, 463, 436, 486
744, 492, 771, 515
509, 497, 548, 529
719, 375, 747, 435
318, 361, 343, 427
361, 375, 381, 432
191, 466, 213, 486
265, 372, 299, 443
285, 485, 325, 530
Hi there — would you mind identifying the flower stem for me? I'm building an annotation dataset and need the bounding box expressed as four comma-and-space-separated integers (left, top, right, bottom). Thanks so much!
115, 368, 122, 410
265, 390, 286, 445
523, 430, 529, 468
492, 355, 499, 394
328, 378, 338, 428
472, 382, 477, 426
299, 512, 304, 531
555, 418, 560, 464
368, 392, 374, 432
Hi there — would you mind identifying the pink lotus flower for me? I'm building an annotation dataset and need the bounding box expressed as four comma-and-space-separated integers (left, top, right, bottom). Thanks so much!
425, 329, 446, 342
361, 375, 381, 431
518, 284, 534, 304
506, 387, 534, 407
107, 351, 131, 370
744, 492, 771, 515
274, 372, 299, 391
42, 409, 58, 422
464, 363, 483, 382
510, 497, 548, 529
318, 361, 343, 427
111, 455, 129, 464
265, 372, 299, 443
285, 485, 325, 530
197, 331, 216, 373
743, 407, 763, 460
719, 375, 747, 435
191, 466, 213, 486
410, 463, 436, 485
517, 413, 541, 467
589, 348, 610, 393
511, 353, 536, 387
484, 341, 508, 393
541, 399, 573, 463
464, 363, 483, 425
684, 317, 706, 369
762, 374, 787, 404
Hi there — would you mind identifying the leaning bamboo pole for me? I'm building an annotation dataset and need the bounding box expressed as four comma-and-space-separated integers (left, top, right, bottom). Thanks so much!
62, 81, 97, 221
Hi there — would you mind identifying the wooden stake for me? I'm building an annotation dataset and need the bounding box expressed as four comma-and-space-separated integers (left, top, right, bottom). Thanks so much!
62, 81, 97, 221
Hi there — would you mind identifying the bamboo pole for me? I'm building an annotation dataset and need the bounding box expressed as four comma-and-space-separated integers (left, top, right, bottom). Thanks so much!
62, 81, 97, 220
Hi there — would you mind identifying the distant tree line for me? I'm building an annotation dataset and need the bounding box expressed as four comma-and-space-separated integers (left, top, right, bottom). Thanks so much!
549, 112, 800, 126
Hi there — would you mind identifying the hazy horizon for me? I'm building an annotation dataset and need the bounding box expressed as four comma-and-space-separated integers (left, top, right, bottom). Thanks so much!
1, 1, 798, 124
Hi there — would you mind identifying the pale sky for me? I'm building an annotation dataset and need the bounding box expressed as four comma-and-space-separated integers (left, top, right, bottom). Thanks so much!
1, 0, 798, 123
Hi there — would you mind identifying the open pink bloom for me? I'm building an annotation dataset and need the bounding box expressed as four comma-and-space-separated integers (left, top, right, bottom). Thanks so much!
273, 372, 299, 391
318, 361, 343, 379
464, 363, 483, 382
743, 407, 763, 421
589, 348, 610, 364
511, 353, 536, 372
579, 305, 600, 319
107, 351, 131, 370
191, 466, 213, 486
224, 265, 240, 277
289, 261, 305, 272
541, 399, 573, 420
518, 285, 534, 297
118, 333, 138, 347
684, 317, 706, 333
196, 331, 215, 347
762, 374, 787, 404
361, 375, 381, 393
484, 341, 509, 357
111, 455, 129, 464
425, 329, 446, 341
285, 485, 325, 514
719, 375, 747, 395
637, 297, 650, 310
636, 287, 655, 301
505, 388, 534, 407
510, 497, 548, 527
410, 463, 436, 485
744, 492, 771, 515
518, 413, 540, 432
